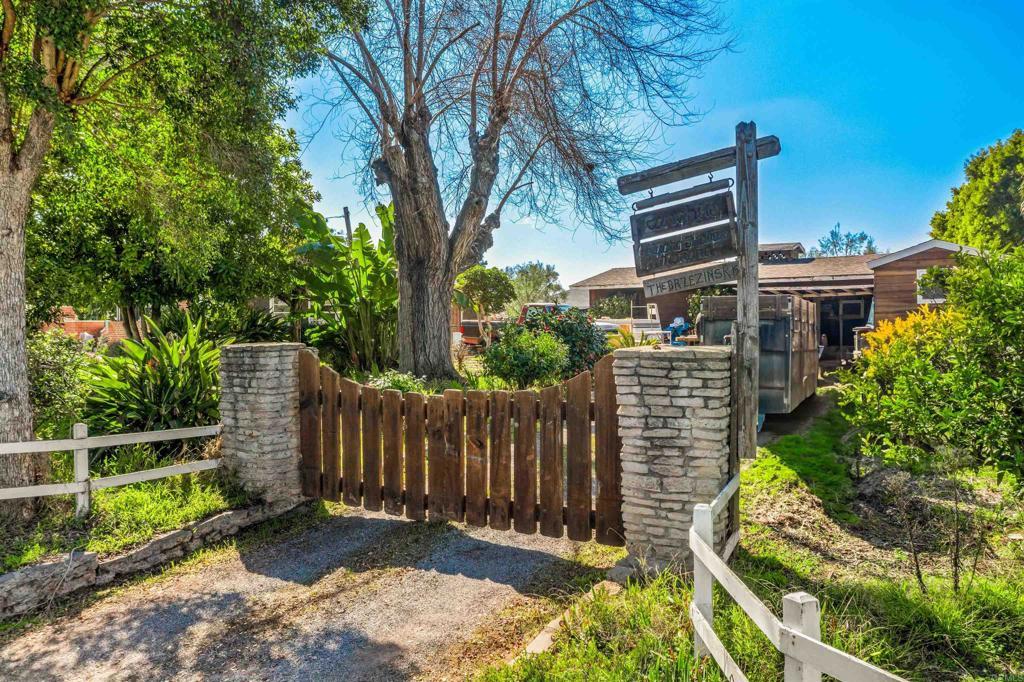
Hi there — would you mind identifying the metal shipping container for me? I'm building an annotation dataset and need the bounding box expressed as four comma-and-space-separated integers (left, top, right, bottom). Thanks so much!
700, 294, 819, 414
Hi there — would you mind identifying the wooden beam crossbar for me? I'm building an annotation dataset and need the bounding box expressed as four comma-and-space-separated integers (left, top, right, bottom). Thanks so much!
617, 135, 781, 195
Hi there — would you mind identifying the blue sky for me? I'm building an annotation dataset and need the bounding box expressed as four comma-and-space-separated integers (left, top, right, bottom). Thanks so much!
285, 0, 1024, 286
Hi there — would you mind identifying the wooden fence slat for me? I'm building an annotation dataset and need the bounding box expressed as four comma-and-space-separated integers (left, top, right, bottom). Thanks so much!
426, 395, 447, 521
488, 391, 512, 530
298, 349, 322, 498
464, 391, 489, 527
362, 386, 383, 511
320, 366, 341, 501
382, 389, 404, 515
404, 392, 426, 521
340, 378, 362, 506
538, 385, 564, 538
513, 391, 537, 534
443, 389, 465, 522
565, 370, 592, 541
594, 355, 625, 546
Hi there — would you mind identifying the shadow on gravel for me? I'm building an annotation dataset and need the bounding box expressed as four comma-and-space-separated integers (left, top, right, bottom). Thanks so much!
1, 510, 577, 681
237, 511, 574, 592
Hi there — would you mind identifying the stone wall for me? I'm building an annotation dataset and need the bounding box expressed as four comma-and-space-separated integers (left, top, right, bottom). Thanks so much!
613, 345, 732, 572
219, 343, 307, 503
0, 500, 305, 619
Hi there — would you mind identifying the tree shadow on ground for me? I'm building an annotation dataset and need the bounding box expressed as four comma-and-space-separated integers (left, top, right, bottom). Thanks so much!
1, 509, 588, 681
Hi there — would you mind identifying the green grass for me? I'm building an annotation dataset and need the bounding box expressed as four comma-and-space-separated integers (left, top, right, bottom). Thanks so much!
483, 408, 1024, 681
1, 472, 244, 571
745, 409, 857, 522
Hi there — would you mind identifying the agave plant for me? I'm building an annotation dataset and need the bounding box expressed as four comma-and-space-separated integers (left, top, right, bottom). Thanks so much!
82, 314, 225, 436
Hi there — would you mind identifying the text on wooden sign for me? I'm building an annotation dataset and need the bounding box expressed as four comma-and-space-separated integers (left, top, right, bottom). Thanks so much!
642, 260, 739, 297
633, 223, 738, 277
630, 192, 735, 242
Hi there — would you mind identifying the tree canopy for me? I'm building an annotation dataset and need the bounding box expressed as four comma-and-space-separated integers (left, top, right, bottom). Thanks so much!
26, 106, 317, 330
931, 130, 1024, 249
808, 223, 878, 257
504, 262, 567, 316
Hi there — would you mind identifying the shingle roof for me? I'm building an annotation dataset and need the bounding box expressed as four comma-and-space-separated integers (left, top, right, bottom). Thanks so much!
570, 254, 876, 290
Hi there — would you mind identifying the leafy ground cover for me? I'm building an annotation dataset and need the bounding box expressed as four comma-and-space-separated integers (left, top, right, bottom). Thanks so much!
1, 470, 243, 572
483, 405, 1024, 681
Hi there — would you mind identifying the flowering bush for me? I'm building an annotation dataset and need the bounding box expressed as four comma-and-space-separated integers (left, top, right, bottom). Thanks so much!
518, 307, 608, 378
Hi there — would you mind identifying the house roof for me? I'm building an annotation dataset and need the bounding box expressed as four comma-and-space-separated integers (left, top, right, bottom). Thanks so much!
867, 239, 978, 269
760, 242, 804, 250
570, 254, 875, 291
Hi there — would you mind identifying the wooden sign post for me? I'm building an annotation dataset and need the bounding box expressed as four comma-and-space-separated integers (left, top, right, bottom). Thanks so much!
618, 121, 780, 556
734, 122, 760, 467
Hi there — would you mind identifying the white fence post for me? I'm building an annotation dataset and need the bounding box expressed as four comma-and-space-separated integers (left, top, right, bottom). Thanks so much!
73, 422, 90, 518
692, 502, 714, 659
783, 591, 822, 682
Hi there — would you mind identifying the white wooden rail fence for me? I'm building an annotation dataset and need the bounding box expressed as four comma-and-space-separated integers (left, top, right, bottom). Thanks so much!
691, 482, 906, 682
0, 424, 222, 517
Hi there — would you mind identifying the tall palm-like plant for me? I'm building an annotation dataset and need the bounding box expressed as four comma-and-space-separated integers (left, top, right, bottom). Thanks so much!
295, 206, 399, 372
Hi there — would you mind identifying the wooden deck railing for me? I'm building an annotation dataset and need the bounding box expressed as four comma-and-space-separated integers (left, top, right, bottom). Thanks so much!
0, 424, 222, 517
690, 483, 906, 682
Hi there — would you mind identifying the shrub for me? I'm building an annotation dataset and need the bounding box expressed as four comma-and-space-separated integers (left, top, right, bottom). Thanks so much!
483, 329, 568, 389
27, 329, 90, 438
589, 295, 631, 319
839, 249, 1024, 485
162, 304, 290, 343
519, 307, 608, 377
366, 369, 427, 393
82, 314, 223, 438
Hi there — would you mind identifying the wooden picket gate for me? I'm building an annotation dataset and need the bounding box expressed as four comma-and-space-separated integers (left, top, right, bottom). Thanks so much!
297, 353, 624, 546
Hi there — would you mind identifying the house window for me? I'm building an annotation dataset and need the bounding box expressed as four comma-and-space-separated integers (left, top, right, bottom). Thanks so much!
917, 268, 947, 304
840, 300, 864, 317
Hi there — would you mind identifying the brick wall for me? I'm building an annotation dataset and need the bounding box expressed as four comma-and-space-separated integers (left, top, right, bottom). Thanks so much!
219, 343, 307, 503
612, 345, 732, 572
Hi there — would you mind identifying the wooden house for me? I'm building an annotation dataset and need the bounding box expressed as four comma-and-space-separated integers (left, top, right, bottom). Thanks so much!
568, 238, 975, 361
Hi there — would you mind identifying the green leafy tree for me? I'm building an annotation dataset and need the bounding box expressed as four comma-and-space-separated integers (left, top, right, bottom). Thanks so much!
455, 265, 515, 345
931, 130, 1024, 249
504, 262, 568, 317
807, 223, 878, 257
0, 0, 356, 506
27, 122, 316, 337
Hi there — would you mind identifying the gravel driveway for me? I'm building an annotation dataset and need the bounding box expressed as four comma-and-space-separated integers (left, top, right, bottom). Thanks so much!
0, 508, 580, 681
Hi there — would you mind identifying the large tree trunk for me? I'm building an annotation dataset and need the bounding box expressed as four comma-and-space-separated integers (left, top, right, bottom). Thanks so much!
0, 170, 46, 519
376, 118, 460, 379
0, 108, 56, 519
372, 110, 508, 379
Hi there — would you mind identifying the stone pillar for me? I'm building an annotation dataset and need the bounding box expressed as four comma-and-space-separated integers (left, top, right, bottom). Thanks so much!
219, 343, 307, 503
612, 345, 732, 573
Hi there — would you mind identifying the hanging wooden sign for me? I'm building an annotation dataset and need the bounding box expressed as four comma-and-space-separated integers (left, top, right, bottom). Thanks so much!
630, 191, 735, 242
642, 260, 739, 298
633, 222, 737, 277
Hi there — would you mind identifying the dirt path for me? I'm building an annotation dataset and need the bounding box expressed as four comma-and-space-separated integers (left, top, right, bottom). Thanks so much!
0, 509, 584, 681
